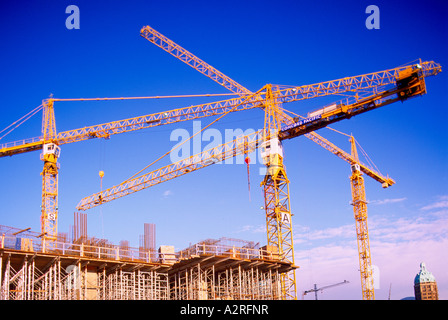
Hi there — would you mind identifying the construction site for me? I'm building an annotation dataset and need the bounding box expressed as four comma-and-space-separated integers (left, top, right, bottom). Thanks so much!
1, 221, 292, 300
0, 23, 442, 301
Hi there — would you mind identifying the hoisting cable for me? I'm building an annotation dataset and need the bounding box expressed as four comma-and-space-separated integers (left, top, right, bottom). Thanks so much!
0, 104, 43, 140
51, 92, 238, 102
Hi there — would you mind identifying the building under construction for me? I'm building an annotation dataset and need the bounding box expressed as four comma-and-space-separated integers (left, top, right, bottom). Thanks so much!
0, 224, 295, 300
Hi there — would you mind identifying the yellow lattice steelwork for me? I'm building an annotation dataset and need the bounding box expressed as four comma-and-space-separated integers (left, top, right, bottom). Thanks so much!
0, 24, 442, 300
349, 136, 375, 300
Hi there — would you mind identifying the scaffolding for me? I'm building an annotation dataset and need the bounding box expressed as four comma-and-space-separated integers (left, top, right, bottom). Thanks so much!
170, 258, 282, 300
0, 226, 296, 300
0, 255, 170, 300
98, 269, 169, 300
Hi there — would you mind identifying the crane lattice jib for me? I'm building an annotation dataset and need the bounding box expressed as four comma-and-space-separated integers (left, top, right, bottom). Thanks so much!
0, 60, 440, 159
76, 65, 437, 211
304, 131, 395, 187
76, 130, 262, 211
277, 60, 441, 105
140, 25, 253, 96
0, 94, 262, 157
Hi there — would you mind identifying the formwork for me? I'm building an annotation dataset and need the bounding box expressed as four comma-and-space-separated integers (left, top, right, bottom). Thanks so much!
0, 226, 296, 300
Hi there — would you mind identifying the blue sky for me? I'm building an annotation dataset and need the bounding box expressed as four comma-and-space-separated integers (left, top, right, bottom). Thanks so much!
0, 0, 447, 299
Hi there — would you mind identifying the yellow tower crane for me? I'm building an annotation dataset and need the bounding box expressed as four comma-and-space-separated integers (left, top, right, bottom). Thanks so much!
349, 134, 375, 300
259, 85, 296, 299
0, 25, 442, 300
305, 128, 393, 300
40, 99, 60, 246
136, 26, 441, 299
75, 26, 440, 301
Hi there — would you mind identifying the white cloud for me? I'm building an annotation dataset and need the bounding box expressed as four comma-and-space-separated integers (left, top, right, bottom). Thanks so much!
294, 224, 353, 244
162, 190, 173, 198
236, 224, 266, 234
421, 198, 448, 211
370, 213, 448, 242
369, 197, 407, 205
293, 209, 448, 299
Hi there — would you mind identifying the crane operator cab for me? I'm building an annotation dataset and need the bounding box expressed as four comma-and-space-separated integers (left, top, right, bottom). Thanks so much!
351, 163, 361, 173
260, 137, 284, 179
42, 143, 61, 158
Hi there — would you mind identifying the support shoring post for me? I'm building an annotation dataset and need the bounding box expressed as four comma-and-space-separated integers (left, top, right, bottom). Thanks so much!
197, 263, 202, 300
216, 272, 220, 299
256, 268, 260, 299
53, 262, 56, 300
211, 265, 215, 299
225, 269, 229, 299
152, 271, 156, 300
20, 261, 25, 300
198, 265, 201, 300
193, 265, 196, 300
77, 263, 81, 300
228, 269, 231, 299
241, 267, 246, 299
119, 269, 123, 300
31, 261, 36, 300
269, 269, 273, 299
183, 270, 187, 299
82, 265, 87, 300
275, 269, 279, 299
163, 272, 167, 300
5, 257, 10, 300
156, 272, 160, 300
251, 267, 255, 299
188, 269, 192, 299
42, 269, 46, 300
238, 265, 242, 299
151, 271, 155, 300
27, 261, 31, 300
106, 271, 110, 300
226, 269, 229, 299
102, 268, 106, 300
174, 273, 178, 300
137, 270, 141, 300
117, 269, 121, 300
111, 271, 116, 300
144, 270, 149, 300
49, 265, 52, 300
153, 271, 157, 300
143, 271, 147, 300
52, 262, 56, 300
132, 271, 136, 300
113, 270, 116, 300
25, 260, 29, 300
218, 272, 222, 299
219, 270, 222, 299
57, 260, 61, 300
149, 271, 153, 300
24, 260, 28, 300
229, 268, 234, 299
26, 260, 34, 300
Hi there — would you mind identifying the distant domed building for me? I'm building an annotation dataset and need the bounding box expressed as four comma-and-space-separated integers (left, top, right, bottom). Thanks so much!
414, 262, 438, 300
